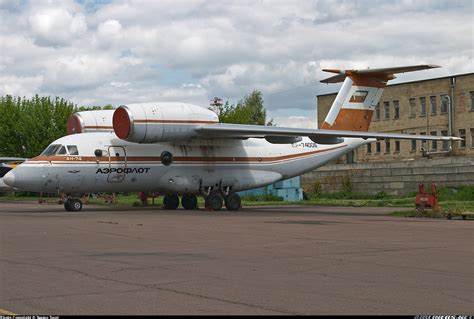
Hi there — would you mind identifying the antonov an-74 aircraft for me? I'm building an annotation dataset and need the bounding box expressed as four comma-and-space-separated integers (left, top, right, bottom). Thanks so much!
4, 65, 460, 211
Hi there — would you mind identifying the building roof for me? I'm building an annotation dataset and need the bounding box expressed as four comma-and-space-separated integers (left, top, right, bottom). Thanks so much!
316, 72, 474, 98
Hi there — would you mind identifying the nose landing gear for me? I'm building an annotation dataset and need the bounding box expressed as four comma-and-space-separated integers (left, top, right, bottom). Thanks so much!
64, 198, 83, 212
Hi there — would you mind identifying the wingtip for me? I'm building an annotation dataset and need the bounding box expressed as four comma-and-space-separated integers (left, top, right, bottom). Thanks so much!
322, 68, 343, 74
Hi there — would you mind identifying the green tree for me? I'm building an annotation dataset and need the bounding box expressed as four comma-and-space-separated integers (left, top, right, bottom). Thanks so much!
218, 90, 274, 126
77, 104, 114, 111
0, 95, 76, 158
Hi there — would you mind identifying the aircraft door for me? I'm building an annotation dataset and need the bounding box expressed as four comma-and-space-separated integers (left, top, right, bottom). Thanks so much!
107, 146, 127, 183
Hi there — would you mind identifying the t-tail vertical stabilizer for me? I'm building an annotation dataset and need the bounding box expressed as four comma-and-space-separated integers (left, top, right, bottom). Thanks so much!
320, 64, 440, 132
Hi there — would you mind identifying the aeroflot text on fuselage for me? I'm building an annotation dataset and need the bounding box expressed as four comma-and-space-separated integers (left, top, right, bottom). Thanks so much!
96, 167, 151, 174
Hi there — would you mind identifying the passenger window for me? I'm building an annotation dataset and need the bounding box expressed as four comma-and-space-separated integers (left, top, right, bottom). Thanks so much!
57, 146, 67, 155
67, 145, 79, 155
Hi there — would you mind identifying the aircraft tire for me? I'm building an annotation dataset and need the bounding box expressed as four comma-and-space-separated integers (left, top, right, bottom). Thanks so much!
182, 194, 198, 210
207, 192, 223, 211
163, 194, 180, 210
64, 200, 72, 211
65, 199, 82, 212
225, 193, 241, 211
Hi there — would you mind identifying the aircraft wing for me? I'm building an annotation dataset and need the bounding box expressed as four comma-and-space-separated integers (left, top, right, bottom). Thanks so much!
195, 123, 462, 144
0, 157, 27, 164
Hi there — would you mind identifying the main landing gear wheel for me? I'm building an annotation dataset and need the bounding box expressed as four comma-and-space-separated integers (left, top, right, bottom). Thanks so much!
225, 193, 241, 211
206, 192, 223, 211
163, 194, 180, 210
65, 198, 82, 212
182, 193, 198, 210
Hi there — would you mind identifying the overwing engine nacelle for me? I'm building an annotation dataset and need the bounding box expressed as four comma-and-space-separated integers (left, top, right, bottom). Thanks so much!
67, 110, 115, 134
113, 102, 219, 143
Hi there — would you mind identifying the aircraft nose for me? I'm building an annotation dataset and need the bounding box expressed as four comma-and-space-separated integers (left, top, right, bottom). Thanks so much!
3, 170, 16, 187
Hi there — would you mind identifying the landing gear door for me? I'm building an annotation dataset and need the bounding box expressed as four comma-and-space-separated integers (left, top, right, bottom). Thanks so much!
107, 146, 127, 183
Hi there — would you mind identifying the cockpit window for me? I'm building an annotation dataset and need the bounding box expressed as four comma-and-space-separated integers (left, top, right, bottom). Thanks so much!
41, 144, 61, 156
67, 145, 79, 155
0, 166, 12, 178
41, 144, 80, 156
57, 146, 67, 155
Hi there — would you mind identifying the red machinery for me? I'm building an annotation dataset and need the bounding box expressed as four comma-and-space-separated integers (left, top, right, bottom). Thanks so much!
415, 182, 438, 210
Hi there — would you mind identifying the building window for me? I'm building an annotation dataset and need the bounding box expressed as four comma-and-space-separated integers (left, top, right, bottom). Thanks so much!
346, 150, 356, 163
376, 142, 381, 153
384, 101, 390, 119
375, 103, 380, 120
395, 140, 400, 153
366, 143, 372, 154
385, 140, 390, 153
470, 91, 474, 111
471, 128, 474, 148
431, 131, 437, 151
393, 100, 400, 119
441, 94, 448, 113
459, 129, 466, 148
409, 98, 416, 117
410, 134, 417, 152
430, 96, 437, 114
441, 130, 448, 151
420, 97, 426, 116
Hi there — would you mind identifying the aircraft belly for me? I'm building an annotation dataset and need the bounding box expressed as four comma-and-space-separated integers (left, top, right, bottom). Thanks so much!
158, 167, 282, 193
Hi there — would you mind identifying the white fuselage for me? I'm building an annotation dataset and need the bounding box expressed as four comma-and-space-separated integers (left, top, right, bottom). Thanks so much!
6, 132, 369, 195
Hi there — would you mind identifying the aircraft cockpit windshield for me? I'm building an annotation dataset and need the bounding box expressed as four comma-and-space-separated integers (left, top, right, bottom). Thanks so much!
41, 144, 79, 156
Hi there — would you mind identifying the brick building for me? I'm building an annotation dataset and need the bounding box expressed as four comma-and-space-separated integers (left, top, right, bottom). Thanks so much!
316, 72, 474, 163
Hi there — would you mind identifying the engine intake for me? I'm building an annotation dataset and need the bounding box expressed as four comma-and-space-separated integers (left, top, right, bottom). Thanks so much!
113, 102, 219, 143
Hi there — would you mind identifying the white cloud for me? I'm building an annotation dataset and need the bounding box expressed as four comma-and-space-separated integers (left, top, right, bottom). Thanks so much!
110, 81, 130, 88
28, 8, 87, 46
0, 0, 471, 112
45, 53, 122, 89
0, 75, 43, 97
273, 115, 316, 129
96, 19, 123, 47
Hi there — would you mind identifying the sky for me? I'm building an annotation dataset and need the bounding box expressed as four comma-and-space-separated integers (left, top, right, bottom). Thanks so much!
0, 0, 472, 128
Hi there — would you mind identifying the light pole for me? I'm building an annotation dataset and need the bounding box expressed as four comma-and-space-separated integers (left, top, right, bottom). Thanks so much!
442, 94, 453, 153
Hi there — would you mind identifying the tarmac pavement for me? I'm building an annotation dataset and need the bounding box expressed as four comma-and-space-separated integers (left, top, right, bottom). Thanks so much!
0, 201, 472, 315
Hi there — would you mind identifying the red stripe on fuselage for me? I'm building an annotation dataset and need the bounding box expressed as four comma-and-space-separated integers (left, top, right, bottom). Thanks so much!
24, 144, 347, 164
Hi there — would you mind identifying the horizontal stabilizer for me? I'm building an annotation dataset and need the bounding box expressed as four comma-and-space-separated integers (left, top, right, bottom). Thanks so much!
320, 64, 440, 83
